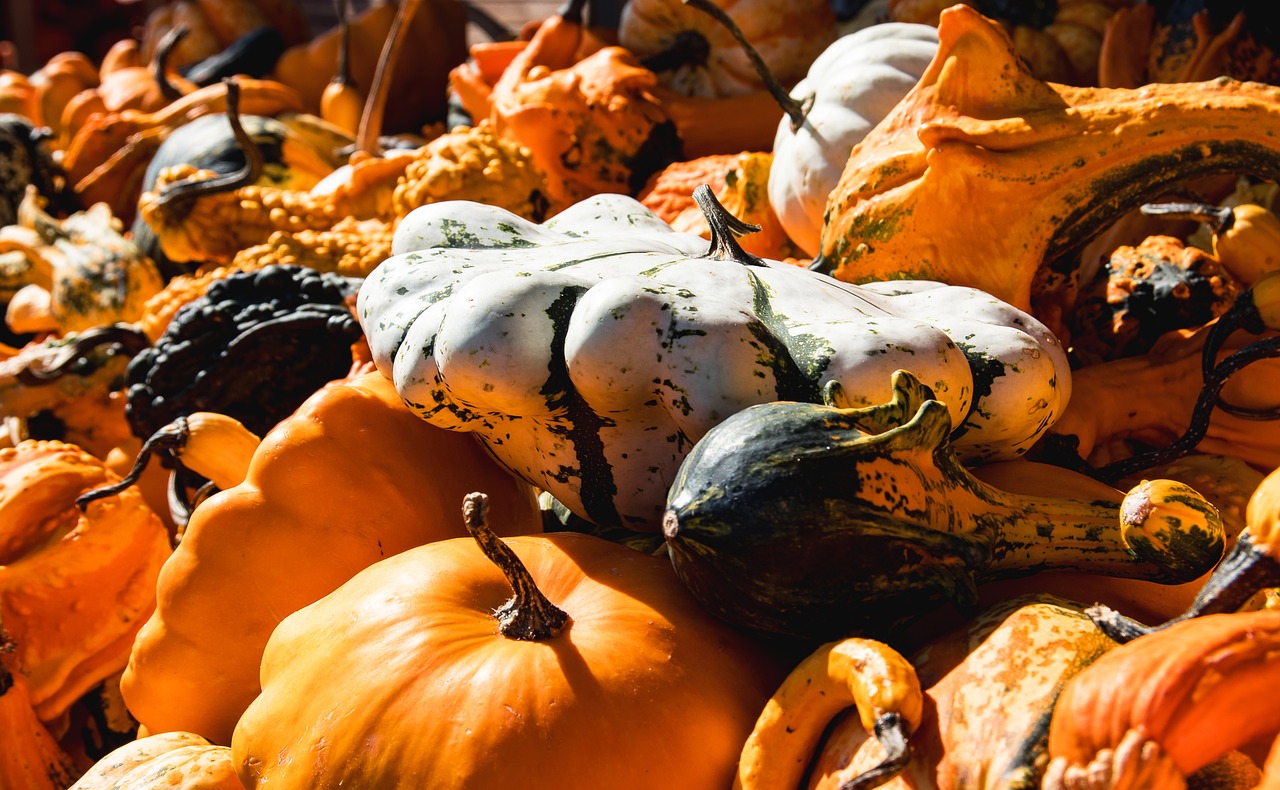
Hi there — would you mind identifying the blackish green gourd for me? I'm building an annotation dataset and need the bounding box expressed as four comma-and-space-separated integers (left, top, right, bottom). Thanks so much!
662, 370, 1226, 643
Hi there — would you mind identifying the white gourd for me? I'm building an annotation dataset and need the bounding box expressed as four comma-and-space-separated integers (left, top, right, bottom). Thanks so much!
358, 193, 1070, 530
769, 23, 938, 256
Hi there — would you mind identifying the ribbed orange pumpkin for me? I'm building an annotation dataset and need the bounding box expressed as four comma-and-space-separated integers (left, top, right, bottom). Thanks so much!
231, 495, 785, 788
121, 372, 543, 745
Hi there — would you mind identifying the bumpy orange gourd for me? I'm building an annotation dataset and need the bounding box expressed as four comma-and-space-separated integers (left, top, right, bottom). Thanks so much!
817, 4, 1280, 337
0, 642, 78, 790
639, 151, 801, 261
69, 731, 240, 790
888, 0, 1125, 85
122, 372, 543, 745
0, 440, 170, 722
231, 494, 784, 788
1045, 609, 1280, 786
803, 596, 1116, 789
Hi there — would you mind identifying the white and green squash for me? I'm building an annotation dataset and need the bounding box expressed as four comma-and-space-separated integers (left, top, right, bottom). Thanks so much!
357, 187, 1071, 530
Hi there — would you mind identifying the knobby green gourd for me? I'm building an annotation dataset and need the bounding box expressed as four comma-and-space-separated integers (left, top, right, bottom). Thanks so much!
662, 370, 1226, 642
358, 188, 1071, 530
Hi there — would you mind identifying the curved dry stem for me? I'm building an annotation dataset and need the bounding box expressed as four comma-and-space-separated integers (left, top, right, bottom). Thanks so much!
153, 24, 191, 102
153, 78, 263, 207
693, 184, 764, 266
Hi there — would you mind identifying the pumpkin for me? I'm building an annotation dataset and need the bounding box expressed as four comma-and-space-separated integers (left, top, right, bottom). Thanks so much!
662, 369, 1225, 642
60, 76, 304, 222
0, 71, 39, 120
121, 372, 542, 745
888, 0, 1126, 85
815, 5, 1280, 338
803, 596, 1117, 790
768, 21, 938, 257
639, 151, 801, 260
27, 51, 98, 138
230, 492, 784, 788
57, 25, 196, 152
0, 114, 63, 230
271, 0, 467, 134
0, 630, 79, 790
359, 188, 1070, 531
1045, 609, 1280, 786
1099, 0, 1280, 88
0, 440, 170, 722
69, 731, 240, 790
619, 0, 837, 97
141, 0, 309, 71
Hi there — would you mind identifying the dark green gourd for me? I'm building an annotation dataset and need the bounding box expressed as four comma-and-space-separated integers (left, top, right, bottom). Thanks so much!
661, 370, 1227, 643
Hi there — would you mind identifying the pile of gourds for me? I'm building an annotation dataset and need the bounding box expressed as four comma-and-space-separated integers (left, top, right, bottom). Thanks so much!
3, 0, 1280, 787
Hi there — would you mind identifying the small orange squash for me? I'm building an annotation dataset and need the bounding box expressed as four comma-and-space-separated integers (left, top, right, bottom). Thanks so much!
121, 372, 543, 745
0, 636, 79, 790
0, 440, 170, 723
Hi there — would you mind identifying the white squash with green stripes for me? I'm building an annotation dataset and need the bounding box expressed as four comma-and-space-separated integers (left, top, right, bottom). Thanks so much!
358, 191, 1070, 530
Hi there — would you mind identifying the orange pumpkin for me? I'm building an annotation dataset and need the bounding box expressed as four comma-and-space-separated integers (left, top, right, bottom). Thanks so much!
231, 493, 785, 788
0, 440, 170, 723
142, 0, 310, 70
121, 372, 543, 745
619, 0, 837, 97
0, 637, 79, 790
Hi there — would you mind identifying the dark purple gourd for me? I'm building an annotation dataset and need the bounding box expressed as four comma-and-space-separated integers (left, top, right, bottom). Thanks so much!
661, 370, 1226, 644
124, 264, 363, 441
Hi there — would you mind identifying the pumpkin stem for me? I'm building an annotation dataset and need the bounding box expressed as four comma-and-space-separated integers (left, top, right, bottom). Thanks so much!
13, 323, 151, 386
680, 0, 811, 129
1140, 200, 1235, 235
463, 492, 570, 641
75, 416, 190, 511
356, 0, 423, 156
152, 23, 190, 102
334, 0, 352, 88
154, 78, 263, 207
555, 0, 590, 27
838, 712, 912, 790
694, 184, 765, 266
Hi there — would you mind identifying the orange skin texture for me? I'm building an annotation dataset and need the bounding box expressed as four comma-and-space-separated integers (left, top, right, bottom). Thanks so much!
232, 531, 786, 789
0, 440, 170, 723
121, 373, 543, 745
1048, 609, 1280, 777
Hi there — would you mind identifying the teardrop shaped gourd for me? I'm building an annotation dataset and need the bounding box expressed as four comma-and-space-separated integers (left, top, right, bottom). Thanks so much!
662, 370, 1226, 642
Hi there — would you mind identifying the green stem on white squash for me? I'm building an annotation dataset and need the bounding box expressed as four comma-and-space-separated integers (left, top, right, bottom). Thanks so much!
463, 492, 570, 641
693, 184, 764, 266
680, 0, 811, 130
